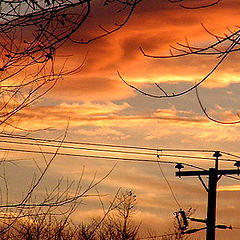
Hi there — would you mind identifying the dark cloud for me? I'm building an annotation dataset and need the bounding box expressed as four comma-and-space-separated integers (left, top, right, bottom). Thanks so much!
50, 76, 133, 101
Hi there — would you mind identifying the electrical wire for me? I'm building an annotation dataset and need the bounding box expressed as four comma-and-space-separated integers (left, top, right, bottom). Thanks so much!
232, 226, 240, 229
0, 134, 239, 233
138, 232, 177, 240
0, 139, 229, 161
224, 175, 240, 181
221, 151, 240, 159
0, 134, 240, 180
0, 136, 238, 163
0, 132, 221, 153
0, 133, 239, 182
157, 154, 181, 208
1, 133, 240, 163
0, 145, 207, 171
0, 134, 240, 230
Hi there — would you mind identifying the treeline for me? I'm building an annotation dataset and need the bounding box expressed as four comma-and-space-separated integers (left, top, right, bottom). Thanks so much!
0, 190, 185, 240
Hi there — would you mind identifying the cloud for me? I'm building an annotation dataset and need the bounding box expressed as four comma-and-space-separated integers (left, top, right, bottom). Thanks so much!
6, 100, 240, 146
50, 76, 134, 101
75, 127, 130, 140
40, 0, 240, 105
3, 3, 240, 240
217, 185, 240, 192
58, 102, 130, 115
5, 101, 131, 130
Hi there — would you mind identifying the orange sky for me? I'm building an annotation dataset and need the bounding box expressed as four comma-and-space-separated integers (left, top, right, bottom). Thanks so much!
2, 1, 240, 239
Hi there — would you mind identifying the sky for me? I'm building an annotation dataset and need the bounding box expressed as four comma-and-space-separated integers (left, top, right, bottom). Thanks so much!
2, 0, 240, 239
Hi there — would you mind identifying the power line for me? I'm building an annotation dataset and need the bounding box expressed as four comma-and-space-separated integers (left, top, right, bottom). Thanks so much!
0, 146, 188, 165
0, 136, 238, 163
138, 232, 178, 240
221, 151, 240, 159
0, 132, 221, 153
1, 133, 240, 162
0, 133, 239, 181
0, 139, 227, 161
232, 226, 240, 229
0, 145, 213, 172
157, 155, 181, 208
0, 139, 158, 156
224, 175, 240, 181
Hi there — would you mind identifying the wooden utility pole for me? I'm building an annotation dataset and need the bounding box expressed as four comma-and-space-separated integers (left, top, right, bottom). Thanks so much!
206, 168, 217, 240
176, 151, 239, 240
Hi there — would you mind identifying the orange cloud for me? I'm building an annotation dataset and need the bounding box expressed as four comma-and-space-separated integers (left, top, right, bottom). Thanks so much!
5, 100, 240, 146
75, 127, 130, 140
39, 0, 240, 104
2, 3, 240, 240
217, 185, 240, 192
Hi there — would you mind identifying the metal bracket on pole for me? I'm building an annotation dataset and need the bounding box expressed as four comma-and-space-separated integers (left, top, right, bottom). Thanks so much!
198, 175, 208, 192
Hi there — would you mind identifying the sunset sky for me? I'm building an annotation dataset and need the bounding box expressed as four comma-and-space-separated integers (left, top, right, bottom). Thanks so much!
2, 0, 240, 239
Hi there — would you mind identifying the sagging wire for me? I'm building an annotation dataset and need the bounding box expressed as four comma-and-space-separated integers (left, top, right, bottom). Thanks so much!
156, 150, 181, 208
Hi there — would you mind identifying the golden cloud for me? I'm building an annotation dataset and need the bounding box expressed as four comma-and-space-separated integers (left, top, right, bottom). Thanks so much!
217, 185, 240, 192
41, 0, 240, 102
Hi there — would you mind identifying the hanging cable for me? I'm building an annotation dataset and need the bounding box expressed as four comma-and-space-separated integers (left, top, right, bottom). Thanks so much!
0, 132, 221, 153
0, 145, 205, 168
232, 226, 240, 229
0, 138, 237, 163
138, 232, 179, 240
157, 151, 181, 208
0, 133, 240, 183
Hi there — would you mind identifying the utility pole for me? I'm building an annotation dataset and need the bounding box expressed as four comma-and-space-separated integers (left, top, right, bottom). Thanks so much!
175, 151, 240, 240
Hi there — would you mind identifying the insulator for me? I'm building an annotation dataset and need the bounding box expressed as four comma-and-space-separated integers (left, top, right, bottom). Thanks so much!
234, 161, 240, 167
175, 163, 184, 170
213, 151, 222, 158
216, 224, 232, 230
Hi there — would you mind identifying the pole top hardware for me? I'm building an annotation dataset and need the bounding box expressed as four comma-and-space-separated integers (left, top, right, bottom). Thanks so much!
213, 151, 222, 158
175, 163, 184, 170
175, 163, 184, 178
213, 151, 222, 170
234, 161, 240, 175
216, 224, 232, 230
234, 161, 240, 167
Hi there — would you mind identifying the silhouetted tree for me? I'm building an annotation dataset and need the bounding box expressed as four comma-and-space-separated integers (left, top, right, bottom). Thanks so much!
0, 0, 142, 128
0, 189, 140, 239
0, 0, 145, 234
